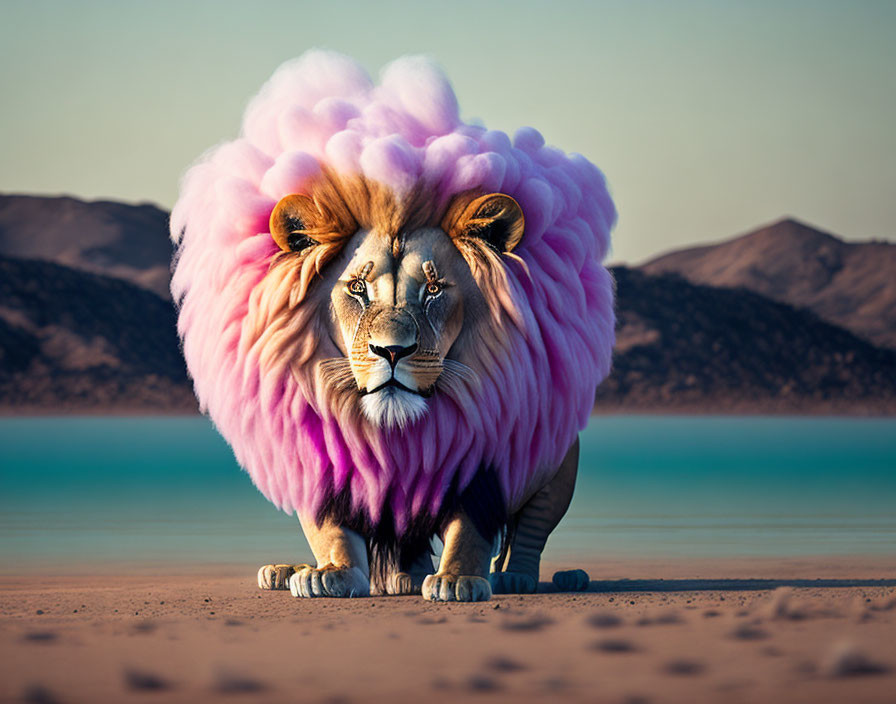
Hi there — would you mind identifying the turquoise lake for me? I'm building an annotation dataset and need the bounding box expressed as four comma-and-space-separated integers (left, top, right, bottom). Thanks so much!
1, 416, 894, 569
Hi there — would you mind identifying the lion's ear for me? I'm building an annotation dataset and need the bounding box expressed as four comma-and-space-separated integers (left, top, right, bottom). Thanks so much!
444, 193, 525, 254
270, 194, 322, 253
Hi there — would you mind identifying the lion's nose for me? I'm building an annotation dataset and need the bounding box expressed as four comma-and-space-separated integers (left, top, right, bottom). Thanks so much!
369, 343, 418, 367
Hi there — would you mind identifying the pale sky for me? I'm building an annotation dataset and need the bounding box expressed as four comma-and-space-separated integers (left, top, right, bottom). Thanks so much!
1, 0, 894, 263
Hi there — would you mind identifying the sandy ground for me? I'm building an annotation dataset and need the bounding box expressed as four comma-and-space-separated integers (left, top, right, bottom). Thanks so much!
1, 558, 895, 704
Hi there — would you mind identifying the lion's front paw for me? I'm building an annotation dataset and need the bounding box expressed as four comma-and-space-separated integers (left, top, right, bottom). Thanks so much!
422, 574, 492, 602
288, 565, 370, 598
258, 564, 309, 590
490, 571, 537, 594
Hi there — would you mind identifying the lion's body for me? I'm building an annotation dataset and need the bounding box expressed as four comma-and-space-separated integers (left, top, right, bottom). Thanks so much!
171, 51, 615, 599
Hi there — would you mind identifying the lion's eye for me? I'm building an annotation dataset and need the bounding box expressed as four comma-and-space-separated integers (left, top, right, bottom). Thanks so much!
425, 281, 443, 297
347, 279, 367, 296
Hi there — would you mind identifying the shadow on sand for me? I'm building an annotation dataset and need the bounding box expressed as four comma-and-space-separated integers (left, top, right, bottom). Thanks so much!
538, 578, 896, 593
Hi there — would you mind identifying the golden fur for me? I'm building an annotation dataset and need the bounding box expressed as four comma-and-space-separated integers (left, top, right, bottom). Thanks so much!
248, 169, 529, 426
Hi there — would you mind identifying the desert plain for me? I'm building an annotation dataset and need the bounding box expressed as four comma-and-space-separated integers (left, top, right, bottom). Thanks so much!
1, 556, 895, 704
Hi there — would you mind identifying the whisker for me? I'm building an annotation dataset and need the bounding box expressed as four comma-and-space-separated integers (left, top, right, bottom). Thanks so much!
436, 359, 481, 403
442, 358, 479, 385
317, 358, 357, 390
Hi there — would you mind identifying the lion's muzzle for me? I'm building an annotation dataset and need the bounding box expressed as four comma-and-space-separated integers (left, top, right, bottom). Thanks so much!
349, 307, 440, 427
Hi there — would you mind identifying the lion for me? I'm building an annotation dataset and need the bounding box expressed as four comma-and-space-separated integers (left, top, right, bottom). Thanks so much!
170, 51, 616, 601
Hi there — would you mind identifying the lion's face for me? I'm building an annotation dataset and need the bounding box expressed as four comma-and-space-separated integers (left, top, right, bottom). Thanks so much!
327, 227, 474, 427
268, 182, 524, 429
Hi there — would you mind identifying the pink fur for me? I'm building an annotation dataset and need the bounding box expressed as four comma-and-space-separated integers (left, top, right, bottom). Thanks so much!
171, 51, 616, 531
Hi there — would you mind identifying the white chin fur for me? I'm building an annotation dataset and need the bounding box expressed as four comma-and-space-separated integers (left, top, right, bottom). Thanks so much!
361, 387, 428, 429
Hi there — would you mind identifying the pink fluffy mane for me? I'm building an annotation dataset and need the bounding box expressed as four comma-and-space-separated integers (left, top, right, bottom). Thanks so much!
170, 51, 616, 534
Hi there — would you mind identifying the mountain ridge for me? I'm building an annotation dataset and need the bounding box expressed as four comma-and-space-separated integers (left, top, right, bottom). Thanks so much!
641, 217, 896, 349
0, 254, 196, 413
0, 193, 173, 299
598, 266, 896, 414
1, 194, 893, 415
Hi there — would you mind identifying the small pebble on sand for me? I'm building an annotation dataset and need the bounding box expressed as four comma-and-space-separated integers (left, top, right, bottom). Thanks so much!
821, 642, 890, 677
622, 696, 650, 704
486, 655, 528, 672
730, 623, 769, 641
543, 677, 569, 692
592, 638, 637, 653
214, 669, 267, 693
124, 668, 172, 691
587, 610, 623, 629
467, 674, 501, 692
22, 632, 57, 643
22, 684, 62, 704
761, 587, 806, 621
499, 612, 553, 632
663, 659, 705, 676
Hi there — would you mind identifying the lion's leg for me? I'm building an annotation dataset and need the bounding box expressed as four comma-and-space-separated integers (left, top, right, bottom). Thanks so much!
422, 509, 493, 602
283, 514, 370, 598
382, 549, 434, 596
491, 437, 589, 593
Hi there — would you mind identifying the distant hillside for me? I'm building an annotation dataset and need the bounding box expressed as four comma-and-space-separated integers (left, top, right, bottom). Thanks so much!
598, 267, 896, 414
1, 194, 894, 415
0, 255, 196, 413
0, 194, 173, 299
641, 218, 896, 349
